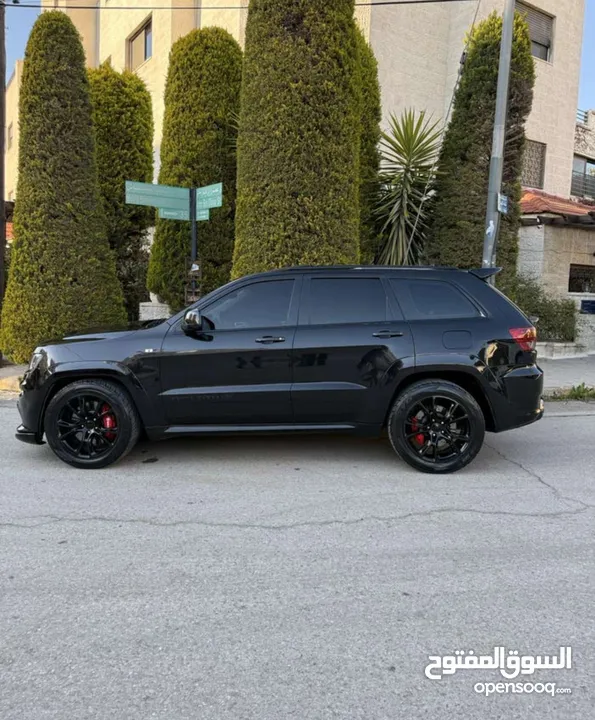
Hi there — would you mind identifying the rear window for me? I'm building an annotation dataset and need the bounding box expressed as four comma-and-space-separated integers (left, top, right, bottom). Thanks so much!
309, 278, 388, 325
392, 279, 480, 320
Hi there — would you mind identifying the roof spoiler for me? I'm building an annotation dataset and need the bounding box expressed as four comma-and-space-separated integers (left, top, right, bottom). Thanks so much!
468, 267, 502, 281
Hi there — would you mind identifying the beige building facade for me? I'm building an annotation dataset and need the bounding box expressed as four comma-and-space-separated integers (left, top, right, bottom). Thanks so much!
5, 60, 23, 202
4, 0, 587, 201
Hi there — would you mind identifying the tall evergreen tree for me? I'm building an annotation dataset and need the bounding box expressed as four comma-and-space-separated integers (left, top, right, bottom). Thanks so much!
356, 28, 382, 265
147, 27, 242, 312
0, 12, 125, 363
88, 63, 154, 321
232, 0, 361, 277
425, 12, 535, 277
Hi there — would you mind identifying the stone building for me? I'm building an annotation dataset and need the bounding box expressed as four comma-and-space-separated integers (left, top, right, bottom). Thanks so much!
4, 0, 586, 200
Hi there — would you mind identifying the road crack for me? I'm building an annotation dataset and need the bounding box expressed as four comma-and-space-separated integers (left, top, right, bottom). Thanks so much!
484, 443, 594, 512
0, 504, 591, 532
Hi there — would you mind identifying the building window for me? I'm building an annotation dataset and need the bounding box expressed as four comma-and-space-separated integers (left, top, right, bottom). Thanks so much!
522, 140, 546, 189
569, 265, 595, 294
571, 155, 595, 198
516, 2, 554, 61
128, 18, 152, 70
7, 122, 13, 150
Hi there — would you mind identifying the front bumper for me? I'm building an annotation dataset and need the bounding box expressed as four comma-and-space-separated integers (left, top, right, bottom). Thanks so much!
15, 423, 45, 445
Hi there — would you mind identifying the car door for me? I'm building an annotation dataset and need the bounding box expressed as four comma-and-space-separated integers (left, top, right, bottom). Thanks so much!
160, 276, 301, 426
291, 275, 414, 426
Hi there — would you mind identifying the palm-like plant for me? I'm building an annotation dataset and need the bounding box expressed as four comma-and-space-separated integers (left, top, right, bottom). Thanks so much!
376, 110, 442, 265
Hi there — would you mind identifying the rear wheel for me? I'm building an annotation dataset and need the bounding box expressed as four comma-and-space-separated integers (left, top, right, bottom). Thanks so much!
388, 380, 485, 474
44, 379, 140, 469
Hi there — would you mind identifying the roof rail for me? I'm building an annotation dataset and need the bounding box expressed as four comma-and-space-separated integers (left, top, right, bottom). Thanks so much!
468, 267, 502, 281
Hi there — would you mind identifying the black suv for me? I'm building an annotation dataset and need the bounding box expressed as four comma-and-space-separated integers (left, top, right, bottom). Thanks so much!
16, 266, 544, 473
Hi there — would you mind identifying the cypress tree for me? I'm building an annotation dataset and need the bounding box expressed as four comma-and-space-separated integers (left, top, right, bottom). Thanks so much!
425, 12, 535, 277
88, 63, 154, 321
0, 12, 125, 364
147, 27, 242, 312
356, 28, 382, 265
232, 0, 361, 278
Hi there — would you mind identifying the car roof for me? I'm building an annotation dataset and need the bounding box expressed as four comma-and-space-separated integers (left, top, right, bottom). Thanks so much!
245, 265, 476, 278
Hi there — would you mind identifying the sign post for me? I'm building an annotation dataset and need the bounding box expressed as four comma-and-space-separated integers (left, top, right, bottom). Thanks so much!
125, 181, 222, 303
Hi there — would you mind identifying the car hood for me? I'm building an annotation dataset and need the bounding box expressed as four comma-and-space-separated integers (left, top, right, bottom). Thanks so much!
59, 318, 168, 344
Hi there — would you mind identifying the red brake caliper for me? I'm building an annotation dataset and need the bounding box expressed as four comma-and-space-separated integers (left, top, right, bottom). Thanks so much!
411, 416, 425, 446
100, 403, 117, 441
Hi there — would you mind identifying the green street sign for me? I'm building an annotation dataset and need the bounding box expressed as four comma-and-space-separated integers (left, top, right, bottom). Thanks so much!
126, 181, 189, 211
158, 207, 210, 222
159, 207, 189, 221
196, 182, 223, 211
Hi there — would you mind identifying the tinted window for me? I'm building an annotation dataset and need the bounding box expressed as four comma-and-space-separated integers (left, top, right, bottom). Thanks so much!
202, 280, 294, 330
309, 278, 388, 325
393, 280, 479, 320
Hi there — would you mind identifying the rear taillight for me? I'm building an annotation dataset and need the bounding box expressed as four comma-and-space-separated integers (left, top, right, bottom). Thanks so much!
509, 327, 537, 352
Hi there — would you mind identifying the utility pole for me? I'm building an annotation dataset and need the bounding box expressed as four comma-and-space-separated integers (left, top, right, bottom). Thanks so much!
0, 0, 6, 318
482, 0, 515, 275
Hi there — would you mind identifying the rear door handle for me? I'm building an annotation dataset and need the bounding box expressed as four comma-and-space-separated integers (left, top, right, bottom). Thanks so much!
372, 330, 404, 338
255, 336, 286, 344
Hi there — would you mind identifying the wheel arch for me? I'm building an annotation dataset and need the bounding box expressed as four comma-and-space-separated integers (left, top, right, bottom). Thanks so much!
385, 369, 496, 432
39, 369, 146, 436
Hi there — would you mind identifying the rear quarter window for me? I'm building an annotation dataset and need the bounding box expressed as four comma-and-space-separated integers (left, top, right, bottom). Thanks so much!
392, 279, 481, 320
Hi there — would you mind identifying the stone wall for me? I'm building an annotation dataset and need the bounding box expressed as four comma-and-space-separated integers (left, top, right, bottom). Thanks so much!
518, 223, 595, 351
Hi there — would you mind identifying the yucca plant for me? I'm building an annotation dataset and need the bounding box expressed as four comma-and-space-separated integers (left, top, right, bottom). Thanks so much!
376, 110, 441, 266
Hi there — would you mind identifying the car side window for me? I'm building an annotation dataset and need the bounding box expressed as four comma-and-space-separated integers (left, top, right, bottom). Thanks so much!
392, 279, 480, 320
201, 280, 295, 330
309, 278, 388, 325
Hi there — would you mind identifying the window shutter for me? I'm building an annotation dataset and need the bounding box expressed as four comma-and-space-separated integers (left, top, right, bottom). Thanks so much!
516, 2, 553, 48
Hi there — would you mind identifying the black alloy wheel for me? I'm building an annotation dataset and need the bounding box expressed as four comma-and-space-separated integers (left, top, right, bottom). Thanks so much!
44, 379, 141, 469
388, 380, 485, 474
56, 394, 119, 461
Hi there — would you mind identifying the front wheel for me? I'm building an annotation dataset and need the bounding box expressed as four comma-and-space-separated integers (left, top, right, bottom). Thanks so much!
44, 379, 141, 469
387, 380, 485, 474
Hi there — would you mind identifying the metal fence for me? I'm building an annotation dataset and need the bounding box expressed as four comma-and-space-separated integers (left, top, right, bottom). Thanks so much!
577, 109, 589, 125
571, 171, 595, 199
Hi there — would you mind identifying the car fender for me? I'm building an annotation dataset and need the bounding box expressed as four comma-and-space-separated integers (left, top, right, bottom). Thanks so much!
38, 360, 157, 432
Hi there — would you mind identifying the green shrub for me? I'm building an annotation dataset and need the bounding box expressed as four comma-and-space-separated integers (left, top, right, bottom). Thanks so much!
425, 12, 535, 277
356, 28, 382, 265
232, 0, 361, 278
88, 63, 154, 321
499, 274, 577, 343
0, 12, 125, 363
147, 27, 242, 312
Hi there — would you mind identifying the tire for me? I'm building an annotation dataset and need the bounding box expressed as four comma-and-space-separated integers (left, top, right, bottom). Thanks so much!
44, 379, 141, 469
387, 380, 485, 474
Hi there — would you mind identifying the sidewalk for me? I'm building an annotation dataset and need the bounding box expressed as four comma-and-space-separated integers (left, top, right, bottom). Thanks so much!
0, 357, 594, 395
539, 355, 595, 392
0, 364, 27, 393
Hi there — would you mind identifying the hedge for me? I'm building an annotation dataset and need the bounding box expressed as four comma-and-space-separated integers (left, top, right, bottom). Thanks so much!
356, 28, 382, 265
425, 12, 535, 278
232, 0, 361, 277
88, 63, 154, 320
147, 27, 242, 311
0, 12, 125, 363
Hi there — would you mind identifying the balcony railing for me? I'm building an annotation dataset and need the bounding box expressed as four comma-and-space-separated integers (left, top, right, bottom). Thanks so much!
571, 171, 595, 199
577, 109, 589, 125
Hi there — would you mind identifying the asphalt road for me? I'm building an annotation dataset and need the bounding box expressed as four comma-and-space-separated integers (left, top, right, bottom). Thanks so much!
0, 395, 594, 720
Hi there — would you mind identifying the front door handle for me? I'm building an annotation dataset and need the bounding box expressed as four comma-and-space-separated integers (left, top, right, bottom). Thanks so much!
255, 336, 286, 344
372, 330, 404, 339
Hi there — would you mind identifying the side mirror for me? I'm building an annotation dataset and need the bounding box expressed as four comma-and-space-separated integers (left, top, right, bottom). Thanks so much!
182, 309, 202, 335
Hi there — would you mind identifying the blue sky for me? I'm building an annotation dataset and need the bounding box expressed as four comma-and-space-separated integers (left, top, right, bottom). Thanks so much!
5, 2, 595, 108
